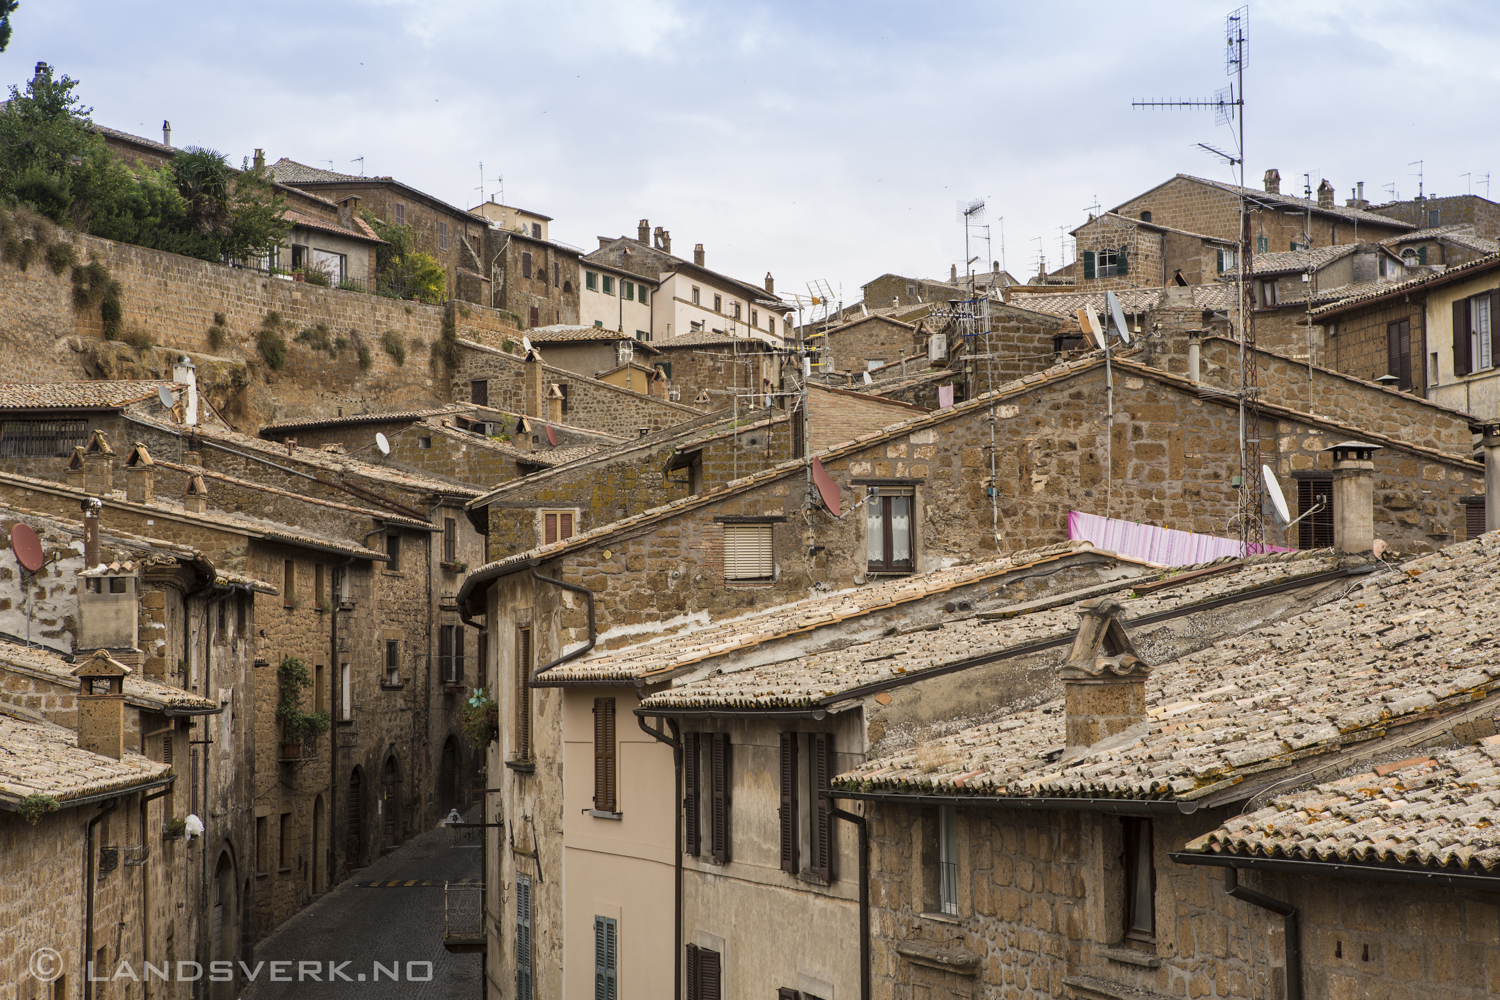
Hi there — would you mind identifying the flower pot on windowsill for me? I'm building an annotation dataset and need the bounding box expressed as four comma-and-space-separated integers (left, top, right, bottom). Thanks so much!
440, 561, 467, 574
293, 272, 306, 283
279, 741, 302, 760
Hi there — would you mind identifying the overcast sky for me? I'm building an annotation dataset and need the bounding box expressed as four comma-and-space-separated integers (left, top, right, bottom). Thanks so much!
6, 1, 1498, 309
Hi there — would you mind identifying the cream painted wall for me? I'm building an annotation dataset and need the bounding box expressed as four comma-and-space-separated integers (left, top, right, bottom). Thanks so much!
654, 273, 788, 347
1425, 274, 1500, 421
579, 265, 656, 338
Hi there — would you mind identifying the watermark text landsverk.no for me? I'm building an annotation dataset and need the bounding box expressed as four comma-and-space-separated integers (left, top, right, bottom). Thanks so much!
27, 950, 435, 985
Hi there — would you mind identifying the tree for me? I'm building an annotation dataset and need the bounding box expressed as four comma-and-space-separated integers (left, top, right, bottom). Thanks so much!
0, 1, 19, 53
0, 63, 99, 218
364, 212, 447, 303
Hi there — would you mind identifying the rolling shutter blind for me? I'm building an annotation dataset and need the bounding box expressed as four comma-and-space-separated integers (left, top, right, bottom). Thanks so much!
1082, 251, 1095, 280
813, 733, 834, 882
1454, 299, 1472, 376
1468, 499, 1487, 540
516, 876, 533, 1000
710, 734, 731, 864
779, 732, 798, 874
594, 698, 616, 812
684, 733, 700, 856
723, 523, 773, 580
594, 916, 617, 1000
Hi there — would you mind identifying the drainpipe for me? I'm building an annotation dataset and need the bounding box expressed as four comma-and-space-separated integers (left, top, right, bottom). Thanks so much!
636, 714, 682, 1000
526, 564, 596, 684
84, 798, 119, 1000
425, 505, 439, 832
825, 796, 870, 1000
1223, 866, 1301, 1000
329, 555, 355, 883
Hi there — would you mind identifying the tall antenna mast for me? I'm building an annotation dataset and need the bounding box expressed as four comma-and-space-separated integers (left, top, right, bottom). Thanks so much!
959, 199, 986, 297
1409, 160, 1424, 200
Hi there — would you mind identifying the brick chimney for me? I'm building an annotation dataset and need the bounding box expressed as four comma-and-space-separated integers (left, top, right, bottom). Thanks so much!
65, 446, 86, 489
162, 120, 172, 149
638, 219, 650, 243
693, 244, 705, 267
74, 650, 131, 760
124, 443, 154, 504
82, 430, 115, 496
524, 348, 546, 417
765, 273, 775, 294
1264, 168, 1280, 195
33, 62, 50, 83
1324, 442, 1380, 554
338, 195, 361, 231
1484, 423, 1500, 534
1060, 597, 1149, 752
183, 474, 209, 514
950, 263, 958, 283
1317, 179, 1335, 209
546, 383, 564, 423
654, 227, 671, 254
651, 365, 669, 399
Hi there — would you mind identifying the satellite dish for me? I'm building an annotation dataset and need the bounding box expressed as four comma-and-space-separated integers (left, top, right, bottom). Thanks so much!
157, 385, 175, 409
374, 433, 390, 456
861, 371, 872, 385
10, 523, 44, 573
1076, 307, 1104, 349
1262, 465, 1291, 525
521, 335, 533, 354
1105, 291, 1132, 344
545, 424, 557, 447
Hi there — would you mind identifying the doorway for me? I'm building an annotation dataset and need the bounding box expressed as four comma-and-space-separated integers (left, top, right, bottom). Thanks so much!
382, 756, 401, 848
311, 795, 325, 894
347, 768, 363, 869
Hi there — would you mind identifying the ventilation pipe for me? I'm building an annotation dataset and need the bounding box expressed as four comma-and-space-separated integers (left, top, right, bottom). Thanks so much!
162, 120, 172, 148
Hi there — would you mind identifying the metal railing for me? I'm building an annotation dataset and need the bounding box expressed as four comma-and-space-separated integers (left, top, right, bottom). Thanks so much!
443, 881, 486, 949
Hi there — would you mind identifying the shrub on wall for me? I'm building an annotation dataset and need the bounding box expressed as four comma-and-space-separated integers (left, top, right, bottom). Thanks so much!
257, 312, 287, 371
381, 329, 407, 366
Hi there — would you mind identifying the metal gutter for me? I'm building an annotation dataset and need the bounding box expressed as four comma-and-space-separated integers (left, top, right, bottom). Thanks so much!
1218, 866, 1301, 1000
1170, 850, 1500, 891
637, 715, 683, 1000
526, 565, 596, 685
636, 706, 829, 721
825, 794, 870, 1000
0, 773, 176, 814
826, 788, 1199, 815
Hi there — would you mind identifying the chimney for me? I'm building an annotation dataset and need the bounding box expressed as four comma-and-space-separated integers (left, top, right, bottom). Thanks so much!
650, 365, 669, 399
764, 273, 775, 294
546, 383, 564, 423
73, 650, 131, 760
66, 446, 86, 489
254, 148, 265, 172
1187, 330, 1201, 385
1484, 423, 1500, 534
124, 443, 155, 504
524, 348, 546, 418
82, 430, 115, 496
338, 195, 360, 230
183, 475, 209, 514
172, 356, 199, 427
83, 497, 102, 566
951, 263, 958, 283
693, 244, 705, 267
1346, 181, 1369, 210
638, 219, 650, 243
1324, 442, 1380, 554
1317, 179, 1335, 210
162, 120, 172, 149
33, 62, 50, 83
1263, 168, 1280, 195
1060, 597, 1149, 752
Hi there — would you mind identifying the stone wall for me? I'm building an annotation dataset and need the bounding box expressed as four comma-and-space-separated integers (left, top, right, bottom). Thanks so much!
1372, 194, 1500, 238
490, 231, 580, 328
823, 316, 921, 374
1319, 297, 1428, 389
950, 303, 1068, 395
654, 338, 775, 412
1073, 213, 1164, 290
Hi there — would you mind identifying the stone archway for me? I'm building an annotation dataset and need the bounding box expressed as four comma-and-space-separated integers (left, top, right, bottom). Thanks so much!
211, 850, 238, 1000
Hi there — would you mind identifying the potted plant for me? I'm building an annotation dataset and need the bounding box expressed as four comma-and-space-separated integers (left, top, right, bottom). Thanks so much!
276, 656, 330, 760
162, 817, 188, 839
461, 688, 499, 750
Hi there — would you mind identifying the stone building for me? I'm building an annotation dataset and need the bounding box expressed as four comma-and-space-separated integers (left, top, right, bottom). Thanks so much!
486, 228, 582, 329
814, 314, 923, 375
834, 531, 1500, 1000
578, 256, 660, 339
1381, 224, 1499, 270
1369, 191, 1500, 238
520, 325, 663, 381
1069, 212, 1240, 291
650, 329, 781, 410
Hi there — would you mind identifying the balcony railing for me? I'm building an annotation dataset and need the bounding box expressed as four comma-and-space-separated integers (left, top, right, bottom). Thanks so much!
442, 881, 486, 953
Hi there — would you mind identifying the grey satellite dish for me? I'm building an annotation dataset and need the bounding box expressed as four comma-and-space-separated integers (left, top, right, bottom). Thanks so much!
1105, 291, 1132, 344
374, 432, 391, 456
157, 385, 175, 409
1262, 465, 1291, 525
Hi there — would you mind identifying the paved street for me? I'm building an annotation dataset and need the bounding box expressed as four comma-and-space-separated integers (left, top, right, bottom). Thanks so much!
243, 823, 482, 1000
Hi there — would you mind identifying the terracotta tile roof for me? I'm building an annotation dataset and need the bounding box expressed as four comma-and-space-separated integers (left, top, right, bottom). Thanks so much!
0, 381, 181, 411
652, 330, 778, 349
1311, 251, 1500, 318
427, 419, 599, 468
638, 549, 1344, 709
259, 406, 467, 436
1379, 223, 1499, 255
524, 325, 661, 354
268, 158, 484, 222
1008, 286, 1228, 322
0, 713, 172, 806
1182, 738, 1500, 873
282, 209, 384, 244
1170, 174, 1417, 230
1251, 245, 1359, 275
835, 535, 1500, 803
0, 643, 220, 713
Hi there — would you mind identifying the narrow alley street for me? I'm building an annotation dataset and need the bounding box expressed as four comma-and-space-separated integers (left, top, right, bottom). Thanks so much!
242, 822, 482, 1000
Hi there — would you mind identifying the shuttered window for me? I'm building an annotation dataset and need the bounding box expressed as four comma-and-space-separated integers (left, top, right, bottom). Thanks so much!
779, 732, 798, 874
594, 916, 617, 1000
812, 733, 834, 882
438, 221, 448, 251
594, 698, 617, 813
1386, 319, 1412, 391
443, 518, 457, 562
516, 875, 533, 1000
0, 419, 86, 457
1455, 298, 1473, 375
543, 511, 574, 545
528, 306, 539, 328
723, 523, 773, 581
684, 732, 701, 856
515, 628, 532, 760
710, 733, 731, 864
1466, 498, 1486, 540
1297, 478, 1335, 550
686, 944, 721, 1000
521, 251, 533, 279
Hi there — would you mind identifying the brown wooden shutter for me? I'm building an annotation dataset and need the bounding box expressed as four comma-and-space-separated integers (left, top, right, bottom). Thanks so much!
516, 628, 532, 759
685, 944, 700, 1000
813, 733, 834, 882
1491, 291, 1500, 368
1387, 321, 1403, 384
1467, 499, 1486, 540
778, 990, 799, 1000
1454, 298, 1472, 375
699, 948, 721, 1000
710, 734, 731, 864
1398, 320, 1412, 391
778, 732, 798, 874
592, 697, 616, 812
544, 513, 557, 545
683, 733, 700, 856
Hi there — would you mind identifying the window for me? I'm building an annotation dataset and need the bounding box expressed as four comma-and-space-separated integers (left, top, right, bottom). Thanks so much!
768, 317, 775, 337
531, 222, 541, 239
315, 664, 325, 713
586, 271, 598, 291
684, 733, 731, 862
867, 359, 884, 371
636, 329, 651, 342
340, 663, 351, 720
255, 816, 268, 874
779, 732, 835, 880
515, 628, 532, 760
1428, 209, 1441, 228
521, 251, 533, 279
1379, 256, 1403, 279
1122, 817, 1155, 941
334, 566, 349, 604
938, 804, 959, 915
593, 697, 617, 813
1256, 235, 1268, 254
283, 560, 295, 608
865, 487, 914, 573
516, 875, 534, 1000
722, 522, 773, 581
1297, 477, 1334, 550
237, 594, 247, 634
1431, 351, 1440, 388
558, 383, 569, 414
750, 309, 758, 329
444, 518, 458, 562
1455, 292, 1499, 376
419, 436, 433, 449
1289, 240, 1308, 252
638, 286, 648, 307
385, 533, 401, 571
385, 640, 400, 685
543, 510, 574, 545
594, 916, 618, 999
623, 280, 634, 301
553, 261, 559, 287
1259, 280, 1279, 307
471, 379, 489, 406
1387, 319, 1413, 391
714, 294, 722, 312
692, 286, 701, 306
1466, 497, 1487, 539
1139, 210, 1152, 223
314, 564, 326, 610
438, 221, 448, 252
0, 418, 86, 457
602, 275, 614, 295
1083, 247, 1128, 279
217, 599, 227, 637
1215, 248, 1239, 273
440, 624, 465, 683
685, 944, 721, 1000
279, 813, 292, 869
394, 202, 405, 224
528, 306, 539, 327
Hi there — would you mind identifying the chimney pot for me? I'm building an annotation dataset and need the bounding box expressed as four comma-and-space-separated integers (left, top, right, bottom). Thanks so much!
951, 263, 958, 283
1317, 179, 1335, 210
83, 497, 102, 566
82, 430, 115, 496
172, 357, 199, 427
254, 148, 265, 172
1483, 424, 1500, 534
124, 443, 155, 504
693, 243, 705, 267
525, 348, 546, 418
1060, 597, 1149, 752
162, 120, 172, 149
183, 475, 209, 514
1324, 442, 1380, 554
546, 383, 564, 424
1264, 168, 1281, 195
638, 219, 650, 243
73, 650, 131, 760
764, 272, 775, 294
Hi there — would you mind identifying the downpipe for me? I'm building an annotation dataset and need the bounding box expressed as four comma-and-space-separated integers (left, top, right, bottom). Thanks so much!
1224, 866, 1301, 1000
825, 794, 870, 1000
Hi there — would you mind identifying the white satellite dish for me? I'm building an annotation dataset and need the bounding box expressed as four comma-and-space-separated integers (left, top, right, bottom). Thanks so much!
861, 371, 872, 385
157, 385, 175, 409
521, 335, 533, 355
1262, 465, 1291, 525
374, 432, 391, 456
1076, 307, 1104, 349
1105, 291, 1132, 344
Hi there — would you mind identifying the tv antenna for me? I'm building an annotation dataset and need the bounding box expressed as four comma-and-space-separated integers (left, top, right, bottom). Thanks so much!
1133, 6, 1262, 555
1461, 172, 1471, 196
322, 159, 335, 171
1481, 174, 1492, 199
1409, 160, 1424, 199
958, 198, 986, 295
351, 156, 365, 176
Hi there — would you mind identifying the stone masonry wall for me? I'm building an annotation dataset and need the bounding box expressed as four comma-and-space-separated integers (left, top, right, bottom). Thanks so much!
1319, 297, 1429, 389
824, 316, 921, 374
653, 338, 775, 412
1073, 214, 1165, 291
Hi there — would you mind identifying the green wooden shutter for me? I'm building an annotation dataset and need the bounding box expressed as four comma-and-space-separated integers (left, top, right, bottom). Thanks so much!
1115, 247, 1129, 277
594, 916, 617, 1000
1216, 249, 1224, 274
1082, 251, 1095, 280
1418, 246, 1427, 265
1256, 236, 1268, 254
779, 732, 798, 874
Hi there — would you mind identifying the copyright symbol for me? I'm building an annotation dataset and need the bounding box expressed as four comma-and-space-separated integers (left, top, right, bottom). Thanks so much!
30, 948, 64, 983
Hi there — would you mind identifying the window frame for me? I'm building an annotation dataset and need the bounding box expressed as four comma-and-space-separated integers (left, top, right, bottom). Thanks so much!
691, 286, 701, 306
1386, 319, 1413, 391
586, 270, 598, 291
721, 521, 774, 582
340, 662, 352, 720
385, 533, 401, 572
438, 220, 448, 252
593, 697, 618, 814
384, 639, 400, 685
594, 915, 618, 999
865, 486, 915, 574
516, 874, 534, 1000
443, 517, 458, 563
602, 275, 614, 295
541, 509, 575, 545
1122, 816, 1157, 942
938, 803, 959, 915
521, 251, 533, 280
713, 294, 723, 313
